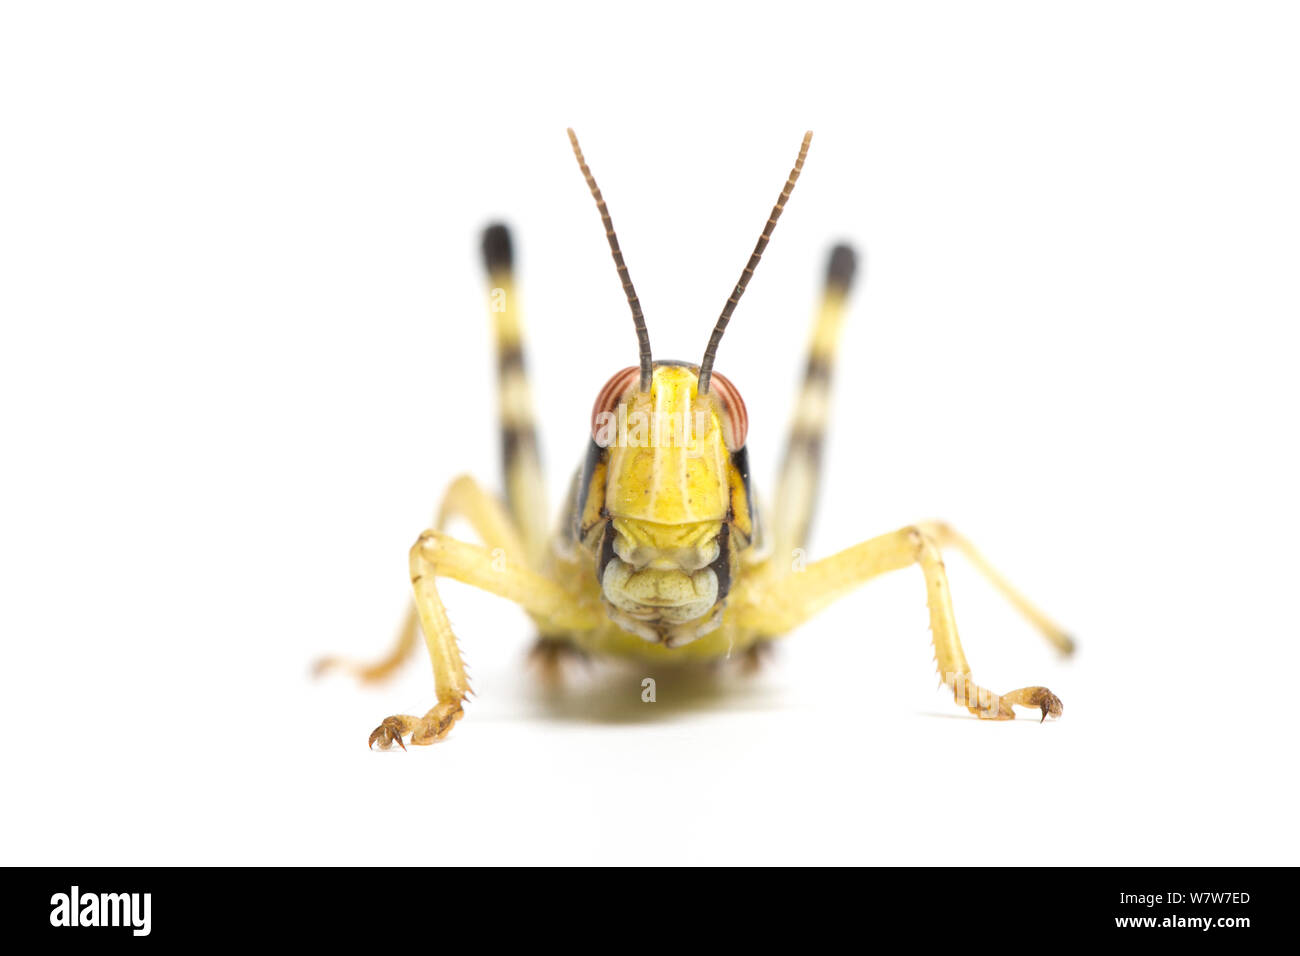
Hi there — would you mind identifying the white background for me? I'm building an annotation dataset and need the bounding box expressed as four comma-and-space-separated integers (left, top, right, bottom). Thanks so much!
3, 1, 1298, 865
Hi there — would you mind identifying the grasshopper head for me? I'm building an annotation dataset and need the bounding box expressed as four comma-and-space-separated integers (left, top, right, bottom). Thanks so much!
563, 128, 807, 645
579, 363, 754, 646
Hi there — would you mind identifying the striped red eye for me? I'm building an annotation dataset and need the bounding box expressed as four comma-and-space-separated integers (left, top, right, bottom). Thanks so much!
709, 370, 748, 449
589, 366, 748, 449
591, 366, 640, 440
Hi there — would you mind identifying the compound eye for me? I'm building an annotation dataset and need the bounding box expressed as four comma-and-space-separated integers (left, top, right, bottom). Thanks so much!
590, 366, 640, 442
709, 371, 748, 449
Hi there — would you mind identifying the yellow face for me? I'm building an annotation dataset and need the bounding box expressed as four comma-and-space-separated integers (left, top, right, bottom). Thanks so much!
604, 364, 730, 529
581, 363, 753, 647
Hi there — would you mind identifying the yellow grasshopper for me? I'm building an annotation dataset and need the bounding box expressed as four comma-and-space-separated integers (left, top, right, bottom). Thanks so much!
318, 129, 1072, 749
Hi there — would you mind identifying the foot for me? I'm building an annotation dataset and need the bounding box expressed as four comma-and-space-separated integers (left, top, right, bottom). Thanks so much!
989, 686, 1064, 722
367, 716, 411, 750
368, 700, 465, 750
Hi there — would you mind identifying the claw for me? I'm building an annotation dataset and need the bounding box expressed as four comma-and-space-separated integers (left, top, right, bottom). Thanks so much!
368, 717, 407, 750
994, 686, 1063, 722
367, 704, 463, 750
1039, 692, 1064, 723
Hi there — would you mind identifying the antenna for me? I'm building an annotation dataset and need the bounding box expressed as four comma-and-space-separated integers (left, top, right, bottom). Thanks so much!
698, 131, 812, 394
567, 129, 654, 392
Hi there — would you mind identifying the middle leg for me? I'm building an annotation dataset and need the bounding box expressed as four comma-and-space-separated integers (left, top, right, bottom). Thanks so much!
314, 474, 527, 683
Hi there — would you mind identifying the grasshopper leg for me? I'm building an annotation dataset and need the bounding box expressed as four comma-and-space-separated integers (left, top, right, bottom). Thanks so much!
367, 531, 600, 749
734, 524, 1065, 720
482, 224, 551, 570
314, 474, 527, 685
913, 520, 1075, 656
770, 244, 857, 567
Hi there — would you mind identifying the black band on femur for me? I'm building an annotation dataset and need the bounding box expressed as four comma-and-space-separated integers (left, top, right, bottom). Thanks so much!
481, 223, 513, 273
825, 243, 857, 292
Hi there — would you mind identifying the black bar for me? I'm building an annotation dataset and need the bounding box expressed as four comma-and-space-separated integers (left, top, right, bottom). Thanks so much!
8, 866, 1287, 942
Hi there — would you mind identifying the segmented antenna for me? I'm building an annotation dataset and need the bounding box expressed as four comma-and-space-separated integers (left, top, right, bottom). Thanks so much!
698, 131, 813, 394
567, 129, 654, 392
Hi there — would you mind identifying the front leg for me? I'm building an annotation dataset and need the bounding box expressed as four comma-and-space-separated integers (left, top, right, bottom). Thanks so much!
733, 525, 1063, 721
370, 531, 601, 749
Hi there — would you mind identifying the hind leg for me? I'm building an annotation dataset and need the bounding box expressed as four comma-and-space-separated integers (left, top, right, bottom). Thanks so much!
314, 474, 526, 683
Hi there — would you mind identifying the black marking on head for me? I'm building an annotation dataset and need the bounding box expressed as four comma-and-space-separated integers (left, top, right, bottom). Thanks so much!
708, 522, 732, 602
596, 520, 617, 585
481, 223, 513, 273
732, 444, 755, 518
729, 445, 758, 551
573, 439, 607, 541
826, 243, 858, 293
731, 444, 751, 484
